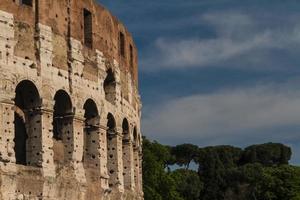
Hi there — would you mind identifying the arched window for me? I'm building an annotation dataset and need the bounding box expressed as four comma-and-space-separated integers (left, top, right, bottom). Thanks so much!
14, 80, 41, 166
107, 113, 117, 187
53, 90, 73, 165
83, 99, 99, 168
122, 119, 129, 141
103, 68, 116, 104
122, 118, 131, 188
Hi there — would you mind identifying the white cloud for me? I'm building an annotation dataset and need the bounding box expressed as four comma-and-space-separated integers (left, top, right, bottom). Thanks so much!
141, 12, 300, 71
142, 81, 300, 164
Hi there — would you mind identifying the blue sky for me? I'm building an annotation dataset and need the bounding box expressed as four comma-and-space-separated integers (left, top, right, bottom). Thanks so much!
100, 0, 300, 165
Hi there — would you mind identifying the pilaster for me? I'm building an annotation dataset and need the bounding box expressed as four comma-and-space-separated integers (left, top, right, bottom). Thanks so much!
0, 10, 15, 66
123, 140, 135, 190
72, 110, 86, 183
133, 145, 140, 192
106, 127, 124, 192
37, 23, 53, 76
99, 124, 109, 191
40, 105, 55, 177
0, 100, 15, 164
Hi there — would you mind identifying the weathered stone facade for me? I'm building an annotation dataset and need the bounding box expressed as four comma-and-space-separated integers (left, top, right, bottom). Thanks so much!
0, 0, 143, 199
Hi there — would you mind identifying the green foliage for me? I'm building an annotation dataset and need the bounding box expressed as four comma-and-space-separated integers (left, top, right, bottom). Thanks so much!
142, 137, 300, 200
241, 143, 292, 166
199, 145, 242, 167
143, 138, 173, 167
142, 137, 184, 200
255, 165, 300, 200
171, 169, 203, 200
172, 144, 199, 168
197, 145, 243, 200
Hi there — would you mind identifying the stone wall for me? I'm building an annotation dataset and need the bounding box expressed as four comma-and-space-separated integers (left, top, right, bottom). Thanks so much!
0, 0, 143, 199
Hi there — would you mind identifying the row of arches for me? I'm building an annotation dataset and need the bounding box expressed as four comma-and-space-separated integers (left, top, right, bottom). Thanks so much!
13, 80, 140, 188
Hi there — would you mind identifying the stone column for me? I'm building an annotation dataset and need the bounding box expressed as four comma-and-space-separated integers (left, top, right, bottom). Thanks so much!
107, 127, 124, 192
99, 123, 109, 192
40, 105, 57, 200
40, 106, 55, 177
0, 10, 15, 66
138, 149, 143, 196
115, 127, 124, 191
83, 115, 101, 172
123, 139, 135, 190
72, 111, 86, 182
0, 100, 15, 164
0, 99, 17, 200
133, 146, 139, 190
37, 23, 53, 76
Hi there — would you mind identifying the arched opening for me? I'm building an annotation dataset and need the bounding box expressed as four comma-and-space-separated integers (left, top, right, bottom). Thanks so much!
53, 90, 73, 166
122, 118, 131, 188
133, 127, 140, 189
104, 68, 116, 104
107, 113, 117, 187
83, 99, 100, 168
122, 119, 129, 142
14, 80, 42, 166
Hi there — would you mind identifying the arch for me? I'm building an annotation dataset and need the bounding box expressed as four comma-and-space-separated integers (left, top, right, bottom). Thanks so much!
104, 68, 116, 104
14, 80, 42, 166
53, 90, 72, 119
83, 99, 98, 120
53, 90, 73, 165
122, 118, 132, 188
122, 118, 129, 140
107, 113, 116, 132
106, 113, 117, 187
83, 99, 100, 168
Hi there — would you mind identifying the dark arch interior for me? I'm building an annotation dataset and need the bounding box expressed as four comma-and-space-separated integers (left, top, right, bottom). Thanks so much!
107, 113, 117, 187
122, 118, 131, 188
53, 90, 73, 140
14, 80, 41, 165
104, 68, 116, 103
83, 99, 99, 164
15, 80, 41, 110
84, 99, 98, 123
122, 119, 129, 141
107, 113, 116, 132
53, 90, 73, 165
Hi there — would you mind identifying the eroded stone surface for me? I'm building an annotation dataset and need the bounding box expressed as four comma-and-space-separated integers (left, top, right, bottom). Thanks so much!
0, 0, 143, 199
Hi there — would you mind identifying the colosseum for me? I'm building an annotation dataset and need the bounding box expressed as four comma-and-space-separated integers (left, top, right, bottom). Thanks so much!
0, 0, 143, 199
